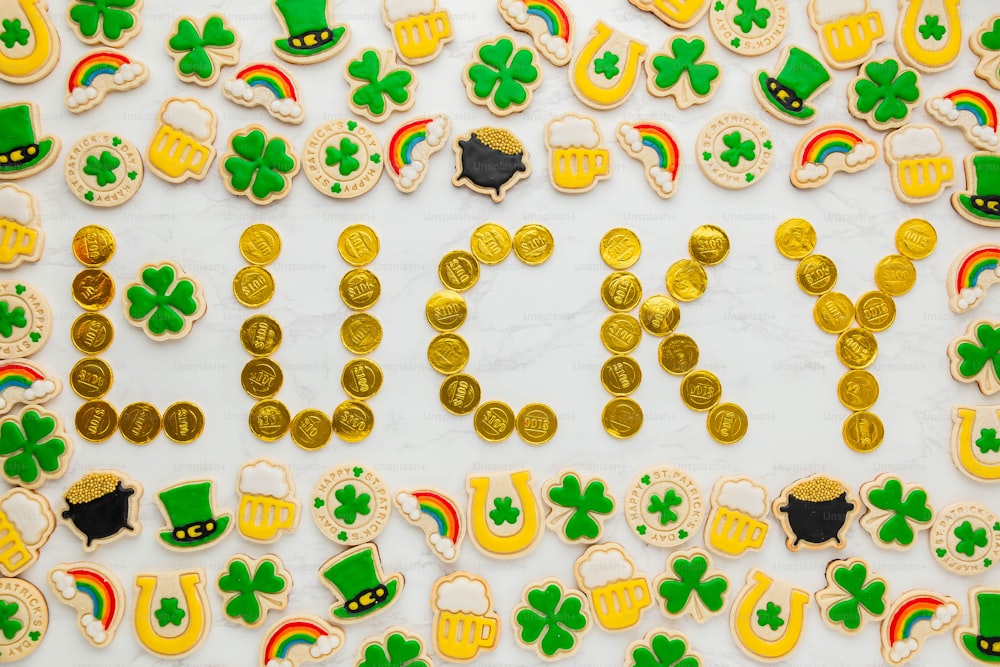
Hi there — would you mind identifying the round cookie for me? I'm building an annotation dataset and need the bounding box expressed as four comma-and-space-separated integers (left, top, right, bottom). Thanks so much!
624, 466, 703, 548
696, 112, 773, 189
304, 119, 383, 199
64, 133, 143, 207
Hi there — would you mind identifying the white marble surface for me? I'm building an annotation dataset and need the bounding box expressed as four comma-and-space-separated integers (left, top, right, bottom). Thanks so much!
3, 0, 1000, 664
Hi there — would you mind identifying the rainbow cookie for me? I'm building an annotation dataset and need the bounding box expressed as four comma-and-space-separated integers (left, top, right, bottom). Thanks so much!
0, 0, 60, 84
64, 132, 144, 207
616, 121, 681, 199
217, 554, 290, 629
730, 569, 810, 662
709, 0, 789, 56
859, 473, 932, 551
949, 320, 1000, 395
303, 119, 383, 199
60, 470, 142, 551
947, 245, 1000, 313
386, 115, 449, 194
954, 154, 1000, 227
147, 98, 217, 184
972, 15, 1000, 90
0, 407, 72, 489
545, 113, 610, 194
67, 0, 142, 48
49, 562, 125, 646
466, 470, 542, 559
569, 21, 646, 110
430, 572, 500, 662
895, 0, 962, 73
394, 487, 463, 562
929, 502, 1000, 576
381, 0, 452, 65
807, 0, 885, 69
951, 405, 1000, 482
498, 0, 572, 66
628, 0, 709, 29
220, 124, 299, 205
134, 568, 211, 658
0, 184, 42, 269
223, 63, 304, 125
574, 543, 652, 632
927, 89, 1000, 152
645, 34, 721, 108
0, 359, 58, 415
790, 124, 878, 189
653, 547, 729, 623
270, 0, 349, 65
452, 127, 530, 203
0, 487, 54, 576
882, 125, 954, 205
881, 590, 960, 665
753, 45, 832, 124
345, 48, 416, 123
772, 474, 859, 551
65, 50, 147, 113
815, 558, 887, 635
260, 615, 345, 667
166, 15, 240, 86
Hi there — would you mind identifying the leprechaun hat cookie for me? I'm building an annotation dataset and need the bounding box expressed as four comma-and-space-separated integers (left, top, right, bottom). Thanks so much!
271, 0, 349, 64
0, 102, 59, 180
956, 588, 1000, 663
753, 46, 831, 124
154, 479, 232, 550
954, 154, 1000, 227
318, 543, 402, 622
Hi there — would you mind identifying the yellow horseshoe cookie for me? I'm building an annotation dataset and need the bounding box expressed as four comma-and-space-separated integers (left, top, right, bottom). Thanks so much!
731, 568, 809, 661
467, 470, 542, 558
895, 0, 962, 73
134, 569, 210, 658
0, 0, 60, 84
568, 21, 646, 110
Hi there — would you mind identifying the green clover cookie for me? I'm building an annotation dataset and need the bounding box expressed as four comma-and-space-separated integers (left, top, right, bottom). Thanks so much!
124, 261, 206, 341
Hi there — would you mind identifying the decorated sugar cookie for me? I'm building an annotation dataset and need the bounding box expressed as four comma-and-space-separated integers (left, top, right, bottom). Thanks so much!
929, 501, 1000, 576
696, 112, 773, 189
220, 124, 299, 205
956, 587, 1000, 663
65, 50, 146, 113
848, 59, 921, 131
0, 407, 71, 489
0, 185, 41, 269
0, 102, 59, 180
895, 0, 962, 73
544, 114, 609, 194
304, 119, 383, 199
223, 63, 304, 125
0, 487, 53, 576
64, 133, 143, 207
124, 261, 206, 341
807, 0, 885, 69
653, 547, 729, 623
731, 569, 809, 662
67, 0, 141, 47
541, 470, 614, 544
625, 466, 703, 548
271, 0, 348, 65
467, 470, 542, 558
773, 474, 859, 551
645, 34, 721, 109
154, 479, 232, 551
790, 124, 878, 189
452, 127, 530, 203
0, 281, 49, 358
318, 543, 402, 623
972, 15, 1000, 90
217, 554, 290, 629
927, 89, 999, 152
0, 577, 46, 659
464, 36, 540, 116
709, 0, 788, 56
386, 115, 448, 193
261, 615, 344, 667
312, 465, 389, 546
954, 155, 1000, 227
166, 14, 240, 86
237, 459, 299, 543
881, 590, 960, 665
394, 487, 463, 562
512, 577, 591, 661
859, 474, 932, 551
883, 125, 954, 204
0, 0, 59, 84
345, 48, 416, 123
49, 562, 124, 647
147, 98, 217, 184
498, 0, 572, 66
0, 360, 58, 415
952, 405, 1000, 481
357, 627, 431, 667
949, 321, 1000, 395
628, 0, 708, 29
616, 121, 680, 199
816, 558, 887, 635
625, 630, 701, 667
949, 247, 1000, 312
753, 46, 831, 124
704, 476, 768, 558
60, 470, 141, 551
569, 21, 646, 110
382, 0, 451, 65
430, 572, 500, 662
574, 543, 651, 632
134, 568, 211, 658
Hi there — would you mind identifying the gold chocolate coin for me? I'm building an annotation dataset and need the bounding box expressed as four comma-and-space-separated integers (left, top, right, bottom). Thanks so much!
439, 373, 481, 415
775, 218, 817, 259
340, 268, 381, 310
118, 402, 161, 445
601, 313, 642, 354
72, 225, 116, 267
599, 228, 641, 269
438, 250, 480, 292
470, 223, 511, 264
639, 295, 680, 336
666, 259, 708, 302
239, 223, 281, 265
474, 401, 516, 442
855, 290, 896, 332
659, 334, 699, 375
290, 408, 333, 450
71, 313, 114, 355
836, 328, 878, 369
75, 400, 117, 442
232, 266, 275, 308
680, 370, 722, 411
707, 402, 748, 444
427, 333, 470, 375
813, 292, 854, 334
516, 403, 557, 445
241, 358, 284, 399
425, 290, 467, 332
601, 272, 642, 312
895, 218, 936, 260
338, 224, 379, 266
332, 400, 374, 442
241, 315, 282, 356
602, 397, 643, 439
69, 357, 113, 399
513, 224, 555, 265
874, 255, 917, 296
689, 225, 730, 266
249, 399, 290, 442
796, 254, 838, 296
601, 355, 642, 396
837, 370, 879, 411
341, 313, 383, 354
341, 358, 383, 400
162, 401, 205, 444
843, 411, 884, 453
72, 269, 115, 311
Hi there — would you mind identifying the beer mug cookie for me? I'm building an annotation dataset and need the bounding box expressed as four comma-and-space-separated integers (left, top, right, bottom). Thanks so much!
147, 98, 217, 184
972, 14, 1000, 90
0, 185, 42, 269
0, 102, 60, 181
544, 114, 609, 194
49, 562, 125, 647
705, 476, 768, 558
807, 0, 885, 69
166, 14, 240, 86
498, 0, 573, 67
569, 21, 645, 110
927, 89, 1000, 153
64, 133, 143, 207
709, 0, 788, 56
883, 125, 954, 204
574, 543, 651, 632
431, 573, 500, 662
223, 63, 304, 125
59, 470, 141, 551
394, 487, 464, 562
617, 121, 681, 199
895, 0, 962, 73
381, 0, 452, 65
237, 459, 299, 543
386, 115, 449, 194
216, 554, 290, 629
696, 113, 773, 189
0, 487, 54, 576
0, 0, 60, 84
624, 466, 703, 548
65, 50, 147, 113
260, 615, 345, 667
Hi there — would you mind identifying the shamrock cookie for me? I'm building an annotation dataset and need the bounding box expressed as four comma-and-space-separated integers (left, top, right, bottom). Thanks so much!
512, 577, 591, 661
386, 115, 448, 193
0, 577, 47, 660
0, 102, 60, 181
466, 470, 542, 559
696, 112, 773, 189
67, 0, 142, 47
452, 127, 530, 203
541, 470, 614, 544
0, 185, 41, 269
883, 125, 954, 204
569, 21, 646, 110
382, 0, 452, 65
223, 63, 304, 125
304, 119, 383, 199
752, 45, 831, 124
236, 459, 299, 543
645, 34, 721, 108
973, 15, 1000, 90
653, 547, 728, 623
59, 470, 141, 551
0, 360, 58, 415
0, 487, 54, 576
0, 406, 70, 490
790, 124, 878, 189
848, 58, 921, 131
166, 14, 240, 86
927, 89, 999, 152
154, 479, 232, 551
147, 98, 217, 184
394, 487, 464, 562
49, 562, 125, 647
221, 125, 299, 205
430, 572, 500, 662
574, 543, 652, 632
730, 569, 810, 662
816, 558, 887, 635
949, 320, 1000, 394
954, 155, 1000, 227
952, 405, 1000, 482
881, 590, 959, 665
133, 568, 211, 658
895, 0, 961, 73
260, 615, 345, 667
929, 501, 1000, 576
356, 627, 430, 667
498, 0, 572, 66
124, 261, 206, 341
0, 0, 60, 84
216, 554, 290, 629
624, 466, 703, 548
271, 0, 349, 65
955, 587, 1000, 664
318, 543, 403, 623
709, 0, 789, 56
773, 474, 859, 551
345, 48, 416, 123
625, 630, 701, 667
311, 464, 389, 546
616, 121, 680, 199
65, 50, 147, 113
807, 0, 885, 69
464, 36, 541, 116
545, 113, 609, 194
859, 473, 932, 551
64, 133, 143, 207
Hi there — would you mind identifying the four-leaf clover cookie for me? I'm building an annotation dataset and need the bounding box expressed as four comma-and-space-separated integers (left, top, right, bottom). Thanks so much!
513, 577, 591, 661
124, 261, 207, 341
463, 36, 542, 116
68, 0, 142, 48
848, 58, 921, 131
220, 125, 300, 205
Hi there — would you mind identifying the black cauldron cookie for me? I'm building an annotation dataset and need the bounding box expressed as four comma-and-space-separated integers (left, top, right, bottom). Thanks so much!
452, 127, 530, 203
773, 474, 859, 551
61, 470, 142, 552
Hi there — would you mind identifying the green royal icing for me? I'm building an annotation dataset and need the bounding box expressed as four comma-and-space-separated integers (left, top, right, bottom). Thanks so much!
824, 562, 886, 631
756, 602, 784, 631
853, 59, 920, 125
217, 558, 288, 626
515, 583, 588, 658
489, 496, 520, 526
333, 483, 371, 526
955, 520, 988, 557
0, 302, 25, 338
864, 478, 932, 546
69, 0, 137, 42
223, 129, 296, 201
982, 19, 1000, 52
0, 408, 68, 486
720, 131, 756, 167
154, 598, 185, 627
348, 49, 413, 118
83, 150, 119, 187
919, 15, 945, 41
657, 554, 727, 616
359, 631, 429, 667
650, 37, 720, 99
593, 50, 619, 79
0, 18, 29, 48
626, 632, 699, 667
125, 264, 201, 336
0, 600, 20, 640
325, 138, 360, 176
467, 37, 539, 110
546, 473, 613, 541
734, 0, 770, 34
648, 489, 683, 525
977, 428, 1000, 454
958, 323, 1000, 380
168, 16, 237, 80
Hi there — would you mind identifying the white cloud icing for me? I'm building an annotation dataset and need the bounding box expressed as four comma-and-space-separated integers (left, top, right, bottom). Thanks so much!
111, 62, 143, 85
22, 380, 56, 402
162, 99, 214, 141
929, 97, 960, 122
384, 0, 436, 21
717, 479, 767, 517
270, 98, 303, 120
396, 491, 423, 521
67, 86, 98, 108
82, 613, 106, 643
436, 575, 490, 614
308, 633, 340, 658
844, 142, 877, 167
425, 116, 448, 147
51, 569, 76, 599
224, 78, 255, 102
958, 283, 990, 311
239, 461, 290, 498
795, 162, 830, 184
266, 659, 293, 667
0, 186, 33, 224
888, 126, 943, 160
499, 0, 528, 24
890, 637, 919, 662
2, 490, 49, 544
577, 546, 633, 589
649, 166, 674, 195
929, 602, 959, 630
538, 33, 569, 61
811, 0, 866, 24
429, 532, 456, 560
549, 115, 600, 150
971, 124, 1000, 148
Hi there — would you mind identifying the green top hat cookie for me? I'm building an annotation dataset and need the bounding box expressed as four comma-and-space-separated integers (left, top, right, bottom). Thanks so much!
157, 480, 231, 549
319, 543, 402, 621
955, 154, 1000, 224
756, 47, 831, 122
962, 591, 1000, 662
272, 0, 347, 61
0, 103, 58, 176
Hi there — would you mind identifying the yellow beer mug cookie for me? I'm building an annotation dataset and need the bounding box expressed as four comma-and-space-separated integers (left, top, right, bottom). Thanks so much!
430, 572, 500, 662
147, 98, 217, 184
574, 542, 652, 632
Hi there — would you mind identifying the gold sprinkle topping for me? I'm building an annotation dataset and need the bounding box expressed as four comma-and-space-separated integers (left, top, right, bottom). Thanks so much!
475, 128, 522, 155
789, 476, 844, 503
65, 472, 119, 504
